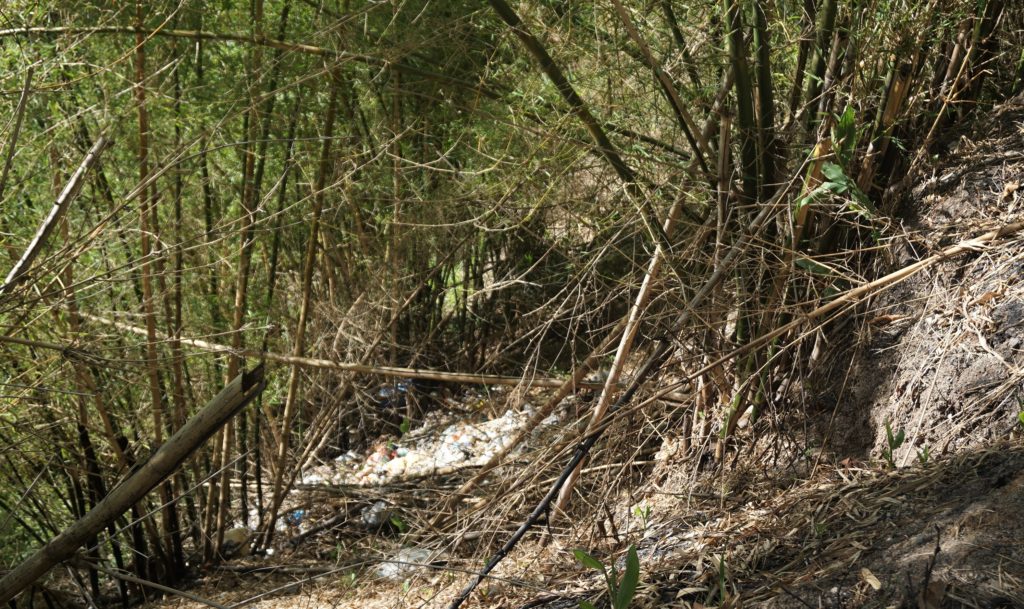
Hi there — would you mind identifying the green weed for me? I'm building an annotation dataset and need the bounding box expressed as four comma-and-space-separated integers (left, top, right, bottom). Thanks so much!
574, 545, 640, 609
632, 503, 652, 532
882, 419, 905, 468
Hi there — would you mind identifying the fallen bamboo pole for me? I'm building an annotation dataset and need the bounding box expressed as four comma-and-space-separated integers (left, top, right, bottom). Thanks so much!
76, 312, 693, 396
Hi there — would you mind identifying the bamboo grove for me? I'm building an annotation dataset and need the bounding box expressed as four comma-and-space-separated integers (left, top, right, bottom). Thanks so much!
0, 0, 1021, 603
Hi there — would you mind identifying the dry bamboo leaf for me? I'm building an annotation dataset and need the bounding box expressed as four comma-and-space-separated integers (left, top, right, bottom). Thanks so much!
860, 567, 882, 590
868, 314, 908, 326
1000, 180, 1019, 202
970, 290, 999, 305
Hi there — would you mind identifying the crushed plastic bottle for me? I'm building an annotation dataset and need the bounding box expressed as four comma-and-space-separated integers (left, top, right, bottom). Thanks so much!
285, 509, 305, 526
360, 500, 394, 530
375, 546, 435, 580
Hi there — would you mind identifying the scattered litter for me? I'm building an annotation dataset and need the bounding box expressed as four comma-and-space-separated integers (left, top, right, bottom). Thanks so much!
375, 381, 411, 412
285, 509, 306, 526
221, 527, 253, 559
374, 546, 436, 580
360, 500, 394, 531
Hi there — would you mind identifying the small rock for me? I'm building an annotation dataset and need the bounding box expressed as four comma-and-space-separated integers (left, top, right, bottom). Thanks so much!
382, 457, 407, 476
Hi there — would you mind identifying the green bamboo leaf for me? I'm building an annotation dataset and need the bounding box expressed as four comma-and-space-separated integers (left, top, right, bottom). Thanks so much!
820, 163, 876, 219
821, 162, 847, 183
794, 183, 830, 213
836, 105, 856, 141
613, 545, 640, 609
573, 549, 605, 571
794, 257, 833, 276
834, 105, 857, 163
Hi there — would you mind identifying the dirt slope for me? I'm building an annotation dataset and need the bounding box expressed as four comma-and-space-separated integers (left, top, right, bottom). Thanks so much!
658, 97, 1024, 609
816, 97, 1024, 463
521, 98, 1024, 609
129, 101, 1024, 609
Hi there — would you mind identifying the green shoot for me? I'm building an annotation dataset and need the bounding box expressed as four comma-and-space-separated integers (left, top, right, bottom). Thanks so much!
881, 419, 906, 468
574, 545, 641, 609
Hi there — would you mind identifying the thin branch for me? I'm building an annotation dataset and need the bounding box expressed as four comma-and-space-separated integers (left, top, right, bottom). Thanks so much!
609, 0, 711, 172
0, 26, 500, 98
71, 559, 230, 609
486, 0, 674, 256
0, 136, 110, 297
0, 66, 34, 207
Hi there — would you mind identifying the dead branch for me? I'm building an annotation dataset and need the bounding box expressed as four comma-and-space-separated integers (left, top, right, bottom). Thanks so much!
78, 312, 668, 393
0, 136, 109, 297
684, 220, 1024, 383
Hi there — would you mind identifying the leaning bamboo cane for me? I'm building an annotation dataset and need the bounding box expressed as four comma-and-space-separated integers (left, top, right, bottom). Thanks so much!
0, 366, 266, 606
552, 189, 690, 517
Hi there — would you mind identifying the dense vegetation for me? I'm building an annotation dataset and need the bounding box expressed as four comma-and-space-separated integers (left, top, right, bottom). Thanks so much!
0, 0, 1021, 604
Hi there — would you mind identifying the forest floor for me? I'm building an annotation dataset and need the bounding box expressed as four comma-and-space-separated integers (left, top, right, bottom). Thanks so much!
138, 100, 1024, 609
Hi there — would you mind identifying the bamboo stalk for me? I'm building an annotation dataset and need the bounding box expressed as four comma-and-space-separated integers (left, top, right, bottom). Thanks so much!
133, 5, 180, 578
803, 0, 839, 134
752, 0, 777, 197
724, 0, 758, 202
262, 71, 342, 549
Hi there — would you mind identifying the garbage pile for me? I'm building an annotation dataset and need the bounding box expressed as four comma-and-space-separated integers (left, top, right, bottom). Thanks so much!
301, 385, 571, 486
